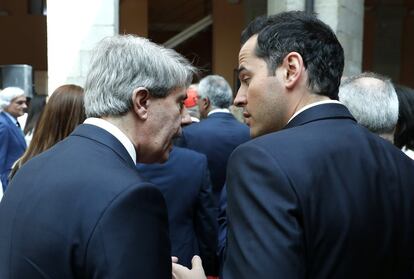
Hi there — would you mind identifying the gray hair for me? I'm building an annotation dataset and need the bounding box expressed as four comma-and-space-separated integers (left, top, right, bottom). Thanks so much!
339, 72, 398, 134
84, 35, 196, 117
0, 87, 25, 110
198, 75, 233, 109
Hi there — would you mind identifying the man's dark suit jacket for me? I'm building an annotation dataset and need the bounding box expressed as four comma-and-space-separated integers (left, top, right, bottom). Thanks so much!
223, 103, 414, 279
181, 112, 250, 204
136, 146, 218, 275
0, 111, 26, 190
0, 124, 171, 279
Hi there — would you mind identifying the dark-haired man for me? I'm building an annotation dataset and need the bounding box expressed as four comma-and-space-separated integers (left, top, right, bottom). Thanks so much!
173, 11, 414, 279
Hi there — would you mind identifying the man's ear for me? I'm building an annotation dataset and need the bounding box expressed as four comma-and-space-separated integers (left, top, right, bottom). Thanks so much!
281, 52, 304, 89
132, 87, 150, 120
202, 97, 210, 110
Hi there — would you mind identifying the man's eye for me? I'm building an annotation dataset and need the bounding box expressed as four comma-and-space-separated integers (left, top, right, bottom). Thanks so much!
241, 78, 251, 85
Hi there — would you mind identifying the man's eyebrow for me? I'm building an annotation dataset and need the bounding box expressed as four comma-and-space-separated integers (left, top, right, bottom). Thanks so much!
238, 66, 247, 75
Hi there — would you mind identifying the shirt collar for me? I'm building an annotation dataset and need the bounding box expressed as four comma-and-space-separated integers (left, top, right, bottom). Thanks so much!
207, 108, 230, 117
84, 118, 137, 164
287, 100, 342, 124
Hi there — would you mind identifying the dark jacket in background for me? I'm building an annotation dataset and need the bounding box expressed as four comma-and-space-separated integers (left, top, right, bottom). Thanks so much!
181, 112, 250, 204
137, 146, 218, 276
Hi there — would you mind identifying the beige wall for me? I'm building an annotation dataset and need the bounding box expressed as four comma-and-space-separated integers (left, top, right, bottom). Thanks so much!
212, 0, 244, 90
120, 0, 148, 37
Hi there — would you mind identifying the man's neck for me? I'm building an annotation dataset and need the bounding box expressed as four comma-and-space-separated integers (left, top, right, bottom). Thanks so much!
86, 115, 137, 164
102, 114, 136, 147
287, 96, 340, 124
292, 94, 331, 114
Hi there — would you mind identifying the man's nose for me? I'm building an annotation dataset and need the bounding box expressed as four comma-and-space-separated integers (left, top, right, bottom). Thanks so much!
234, 89, 247, 107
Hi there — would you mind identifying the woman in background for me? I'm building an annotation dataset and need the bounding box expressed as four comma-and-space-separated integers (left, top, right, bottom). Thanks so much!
9, 84, 85, 179
23, 94, 47, 145
394, 84, 414, 159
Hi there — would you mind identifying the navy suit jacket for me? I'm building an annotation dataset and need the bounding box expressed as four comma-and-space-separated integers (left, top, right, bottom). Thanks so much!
0, 111, 26, 190
136, 147, 218, 275
0, 124, 171, 279
181, 112, 250, 204
224, 103, 414, 279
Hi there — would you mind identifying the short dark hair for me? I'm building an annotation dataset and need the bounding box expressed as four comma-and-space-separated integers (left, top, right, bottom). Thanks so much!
241, 11, 344, 99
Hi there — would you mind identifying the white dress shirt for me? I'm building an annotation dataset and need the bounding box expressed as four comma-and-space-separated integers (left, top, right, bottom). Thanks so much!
288, 100, 342, 124
84, 118, 137, 164
207, 108, 231, 117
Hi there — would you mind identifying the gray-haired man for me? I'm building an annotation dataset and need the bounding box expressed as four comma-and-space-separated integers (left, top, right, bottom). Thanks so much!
339, 72, 399, 143
0, 35, 195, 279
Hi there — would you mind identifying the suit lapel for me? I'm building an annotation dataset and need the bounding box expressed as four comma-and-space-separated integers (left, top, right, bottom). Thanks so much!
70, 124, 136, 168
284, 103, 356, 130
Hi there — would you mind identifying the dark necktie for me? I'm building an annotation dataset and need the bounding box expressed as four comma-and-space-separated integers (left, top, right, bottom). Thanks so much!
16, 121, 25, 138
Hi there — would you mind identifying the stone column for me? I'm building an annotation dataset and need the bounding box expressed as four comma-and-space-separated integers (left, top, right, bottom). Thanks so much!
266, 0, 364, 77
267, 0, 305, 15
47, 0, 119, 93
315, 0, 364, 76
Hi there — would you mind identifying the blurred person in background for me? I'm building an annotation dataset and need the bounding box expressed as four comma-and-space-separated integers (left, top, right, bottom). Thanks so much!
339, 72, 399, 143
180, 75, 250, 205
184, 84, 201, 123
9, 84, 85, 180
0, 87, 27, 190
136, 107, 218, 275
22, 94, 47, 146
394, 84, 414, 159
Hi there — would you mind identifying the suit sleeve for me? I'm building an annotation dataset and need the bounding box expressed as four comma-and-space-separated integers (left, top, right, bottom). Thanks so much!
0, 122, 10, 188
85, 184, 171, 279
223, 143, 306, 279
194, 157, 219, 276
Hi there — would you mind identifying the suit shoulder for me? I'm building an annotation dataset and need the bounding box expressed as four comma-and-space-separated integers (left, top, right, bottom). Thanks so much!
0, 115, 10, 128
230, 139, 273, 162
183, 121, 207, 132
